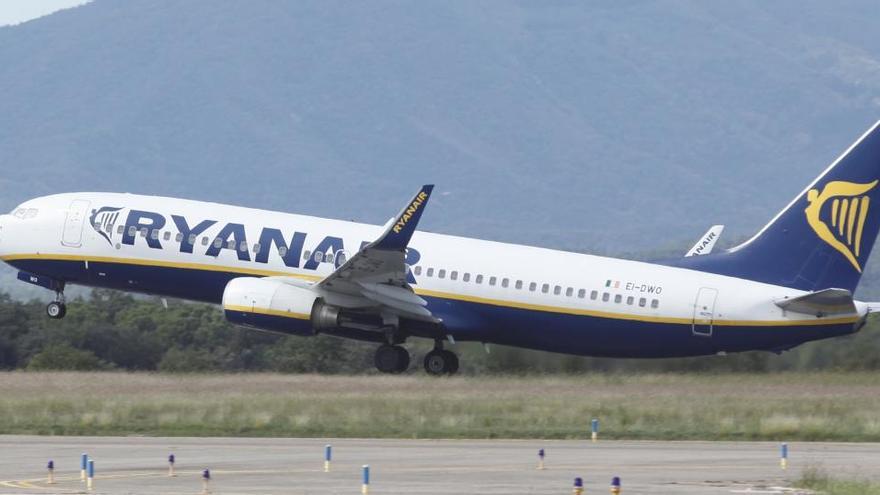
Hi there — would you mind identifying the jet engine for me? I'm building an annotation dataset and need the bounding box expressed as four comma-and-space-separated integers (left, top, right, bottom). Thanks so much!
221, 277, 382, 336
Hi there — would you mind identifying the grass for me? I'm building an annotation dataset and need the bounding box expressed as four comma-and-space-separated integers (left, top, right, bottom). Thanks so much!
0, 371, 880, 439
797, 466, 880, 495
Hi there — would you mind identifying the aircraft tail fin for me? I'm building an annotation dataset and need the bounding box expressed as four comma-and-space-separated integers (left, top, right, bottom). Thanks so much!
675, 121, 880, 293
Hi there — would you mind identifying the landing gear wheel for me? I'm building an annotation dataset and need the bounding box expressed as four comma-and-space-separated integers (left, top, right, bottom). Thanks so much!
374, 344, 410, 374
46, 301, 66, 319
442, 350, 459, 374
424, 349, 459, 375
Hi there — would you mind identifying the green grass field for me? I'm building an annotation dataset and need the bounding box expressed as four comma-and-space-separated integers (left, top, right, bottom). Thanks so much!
0, 371, 879, 440
797, 466, 880, 495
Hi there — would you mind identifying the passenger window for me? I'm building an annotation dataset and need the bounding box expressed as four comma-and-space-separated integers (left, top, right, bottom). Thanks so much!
602, 292, 610, 302
651, 299, 659, 309
501, 278, 509, 288
213, 238, 223, 248
627, 296, 634, 305
140, 228, 148, 237
427, 268, 435, 277
253, 243, 261, 254
239, 241, 248, 252
489, 276, 497, 286
336, 252, 347, 264
614, 294, 622, 304
303, 250, 311, 260
476, 275, 483, 284
438, 269, 446, 279
226, 240, 235, 250
515, 280, 523, 290
414, 266, 422, 275
566, 287, 573, 297
326, 252, 335, 263
314, 251, 323, 262
529, 282, 537, 292
118, 225, 125, 235
450, 271, 458, 281
463, 273, 470, 282
279, 246, 288, 257
542, 283, 550, 294
553, 285, 561, 295
201, 236, 209, 246
150, 230, 159, 240
639, 297, 647, 307
591, 290, 598, 300
578, 289, 586, 299
163, 231, 171, 241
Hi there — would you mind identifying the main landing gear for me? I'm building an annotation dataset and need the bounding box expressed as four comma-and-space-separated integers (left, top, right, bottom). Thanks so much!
46, 291, 66, 319
372, 341, 460, 375
423, 347, 459, 375
374, 344, 410, 374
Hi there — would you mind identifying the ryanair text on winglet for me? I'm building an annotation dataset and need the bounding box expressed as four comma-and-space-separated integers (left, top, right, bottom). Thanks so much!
393, 191, 429, 234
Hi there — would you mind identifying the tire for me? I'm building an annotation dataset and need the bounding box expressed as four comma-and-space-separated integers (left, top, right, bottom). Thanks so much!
423, 349, 449, 375
46, 302, 65, 319
374, 344, 408, 374
442, 350, 459, 375
394, 346, 410, 373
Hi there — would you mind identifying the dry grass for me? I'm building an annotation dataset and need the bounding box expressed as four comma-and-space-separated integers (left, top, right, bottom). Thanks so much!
0, 372, 878, 439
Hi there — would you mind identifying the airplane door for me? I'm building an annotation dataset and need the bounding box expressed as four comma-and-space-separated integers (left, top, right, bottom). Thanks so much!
692, 287, 718, 337
61, 200, 91, 248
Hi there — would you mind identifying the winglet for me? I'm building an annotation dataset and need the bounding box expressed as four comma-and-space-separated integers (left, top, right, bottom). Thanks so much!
372, 185, 434, 251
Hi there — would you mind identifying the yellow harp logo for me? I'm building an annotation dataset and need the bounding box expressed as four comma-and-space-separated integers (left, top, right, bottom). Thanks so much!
805, 179, 878, 272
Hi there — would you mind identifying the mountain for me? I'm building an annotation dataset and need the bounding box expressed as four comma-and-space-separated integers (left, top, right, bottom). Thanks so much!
2, 0, 880, 296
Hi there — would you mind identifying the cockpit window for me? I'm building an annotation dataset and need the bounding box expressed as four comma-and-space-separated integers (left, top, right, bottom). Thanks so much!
24, 208, 38, 218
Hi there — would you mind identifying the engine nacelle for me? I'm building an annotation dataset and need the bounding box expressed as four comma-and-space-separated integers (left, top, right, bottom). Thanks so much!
222, 277, 324, 336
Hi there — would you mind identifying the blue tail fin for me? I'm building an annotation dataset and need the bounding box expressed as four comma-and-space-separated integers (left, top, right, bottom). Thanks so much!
675, 121, 880, 293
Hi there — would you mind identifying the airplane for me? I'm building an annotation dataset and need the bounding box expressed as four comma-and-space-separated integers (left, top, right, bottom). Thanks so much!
1, 121, 880, 375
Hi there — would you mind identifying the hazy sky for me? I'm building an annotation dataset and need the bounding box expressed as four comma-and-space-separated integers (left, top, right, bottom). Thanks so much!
0, 0, 90, 26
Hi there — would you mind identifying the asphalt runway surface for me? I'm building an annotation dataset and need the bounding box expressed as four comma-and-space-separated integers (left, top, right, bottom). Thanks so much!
0, 436, 877, 494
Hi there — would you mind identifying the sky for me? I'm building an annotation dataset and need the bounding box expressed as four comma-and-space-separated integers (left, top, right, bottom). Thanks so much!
0, 0, 90, 26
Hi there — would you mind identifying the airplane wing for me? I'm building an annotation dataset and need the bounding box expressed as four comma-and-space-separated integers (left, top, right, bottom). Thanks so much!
774, 288, 856, 316
312, 184, 437, 322
685, 225, 724, 257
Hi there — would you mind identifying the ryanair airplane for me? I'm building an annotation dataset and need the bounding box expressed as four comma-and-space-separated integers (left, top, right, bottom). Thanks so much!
2, 122, 880, 374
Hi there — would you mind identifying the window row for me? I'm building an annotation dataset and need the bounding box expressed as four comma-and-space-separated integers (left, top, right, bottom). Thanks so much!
412, 265, 660, 309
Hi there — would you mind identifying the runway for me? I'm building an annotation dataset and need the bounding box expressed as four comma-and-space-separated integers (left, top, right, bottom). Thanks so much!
0, 436, 877, 494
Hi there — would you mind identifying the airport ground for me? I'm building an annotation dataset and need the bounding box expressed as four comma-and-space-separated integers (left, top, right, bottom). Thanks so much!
0, 436, 879, 494
0, 372, 879, 442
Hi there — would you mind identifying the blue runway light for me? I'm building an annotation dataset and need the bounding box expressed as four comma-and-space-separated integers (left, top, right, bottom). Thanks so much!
203, 468, 210, 480
362, 464, 370, 494
47, 460, 54, 470
47, 460, 55, 485
324, 444, 332, 472
80, 453, 88, 482
537, 448, 545, 470
592, 418, 599, 442
87, 460, 95, 491
780, 443, 789, 469
611, 476, 621, 494
573, 476, 584, 495
168, 453, 176, 477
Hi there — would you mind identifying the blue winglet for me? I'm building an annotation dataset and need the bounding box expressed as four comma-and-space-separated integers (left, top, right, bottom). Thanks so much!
372, 185, 434, 251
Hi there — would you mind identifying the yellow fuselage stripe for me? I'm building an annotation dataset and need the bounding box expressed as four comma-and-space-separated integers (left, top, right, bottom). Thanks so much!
1, 253, 860, 328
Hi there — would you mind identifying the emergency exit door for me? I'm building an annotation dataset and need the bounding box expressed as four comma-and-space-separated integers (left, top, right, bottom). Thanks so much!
692, 287, 718, 337
61, 200, 91, 247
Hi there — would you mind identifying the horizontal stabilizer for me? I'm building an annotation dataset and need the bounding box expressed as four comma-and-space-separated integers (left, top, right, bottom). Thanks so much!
685, 225, 724, 257
775, 288, 856, 316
